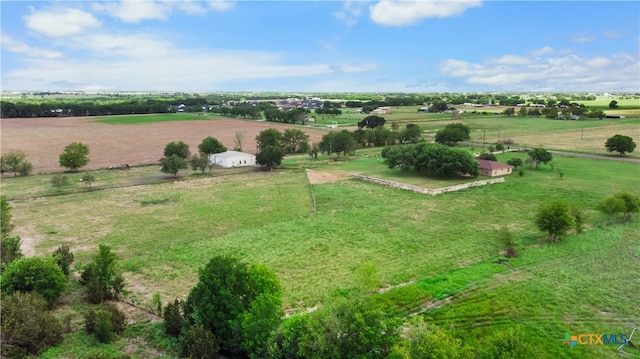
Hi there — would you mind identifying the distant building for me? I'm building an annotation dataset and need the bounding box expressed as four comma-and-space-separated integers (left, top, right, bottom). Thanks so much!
208, 151, 256, 168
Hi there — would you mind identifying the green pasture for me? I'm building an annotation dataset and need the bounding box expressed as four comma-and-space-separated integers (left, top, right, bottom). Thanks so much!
3, 149, 639, 358
94, 113, 212, 124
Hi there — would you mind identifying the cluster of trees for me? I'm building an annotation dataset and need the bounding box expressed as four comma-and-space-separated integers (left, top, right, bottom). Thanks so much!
314, 107, 342, 115
535, 192, 639, 242
255, 128, 310, 170
0, 97, 216, 118
163, 255, 482, 359
1, 196, 130, 356
503, 104, 606, 119
0, 150, 33, 177
159, 136, 227, 176
1, 241, 128, 356
382, 143, 480, 178
264, 107, 310, 124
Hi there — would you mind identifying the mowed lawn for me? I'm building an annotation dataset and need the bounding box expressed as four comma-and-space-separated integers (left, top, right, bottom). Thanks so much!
5, 152, 639, 357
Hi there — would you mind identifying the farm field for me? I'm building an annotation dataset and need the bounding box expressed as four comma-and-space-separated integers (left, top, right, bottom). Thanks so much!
1, 109, 639, 358
0, 114, 327, 173
2, 148, 639, 358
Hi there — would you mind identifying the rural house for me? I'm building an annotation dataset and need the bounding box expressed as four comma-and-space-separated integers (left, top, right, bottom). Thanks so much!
209, 151, 256, 168
477, 159, 513, 177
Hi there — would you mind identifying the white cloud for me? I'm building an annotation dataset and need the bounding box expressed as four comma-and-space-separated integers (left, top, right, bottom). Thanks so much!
571, 33, 594, 44
91, 0, 171, 23
490, 55, 531, 66
370, 0, 482, 26
1, 31, 335, 91
91, 0, 234, 22
1, 34, 64, 59
207, 0, 234, 12
438, 51, 640, 91
329, 63, 379, 73
334, 1, 366, 26
24, 7, 100, 37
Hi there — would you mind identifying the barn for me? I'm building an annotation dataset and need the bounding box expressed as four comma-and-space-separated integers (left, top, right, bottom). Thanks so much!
208, 151, 256, 168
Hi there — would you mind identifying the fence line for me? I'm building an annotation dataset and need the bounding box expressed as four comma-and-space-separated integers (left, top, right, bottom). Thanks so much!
304, 169, 317, 213
351, 174, 505, 195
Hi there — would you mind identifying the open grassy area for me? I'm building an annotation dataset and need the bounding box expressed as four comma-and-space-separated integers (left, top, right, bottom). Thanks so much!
3, 147, 639, 358
94, 113, 212, 124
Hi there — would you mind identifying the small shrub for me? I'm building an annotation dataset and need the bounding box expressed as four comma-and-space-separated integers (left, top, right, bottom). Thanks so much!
52, 244, 74, 276
94, 310, 114, 343
82, 174, 96, 188
502, 138, 514, 144
571, 207, 587, 234
518, 168, 524, 177
85, 303, 127, 340
164, 299, 184, 337
152, 291, 163, 315
181, 325, 220, 359
498, 227, 518, 257
488, 145, 496, 152
495, 143, 505, 152
50, 174, 69, 189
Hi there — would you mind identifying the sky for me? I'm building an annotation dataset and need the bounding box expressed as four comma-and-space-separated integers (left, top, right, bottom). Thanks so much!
1, 0, 639, 93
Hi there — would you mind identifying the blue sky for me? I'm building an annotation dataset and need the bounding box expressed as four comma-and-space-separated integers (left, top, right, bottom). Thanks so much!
1, 0, 639, 92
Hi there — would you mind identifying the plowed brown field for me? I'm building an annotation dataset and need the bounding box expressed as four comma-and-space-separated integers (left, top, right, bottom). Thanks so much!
0, 116, 327, 173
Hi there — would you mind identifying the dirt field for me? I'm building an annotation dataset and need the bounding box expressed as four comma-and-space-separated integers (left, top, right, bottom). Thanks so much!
0, 117, 328, 173
305, 169, 351, 184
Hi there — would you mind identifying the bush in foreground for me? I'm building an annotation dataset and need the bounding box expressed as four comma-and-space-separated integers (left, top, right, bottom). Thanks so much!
1, 256, 67, 306
1, 292, 63, 357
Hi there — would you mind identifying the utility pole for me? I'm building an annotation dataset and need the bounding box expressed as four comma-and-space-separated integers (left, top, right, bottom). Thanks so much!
581, 127, 584, 140
483, 130, 486, 151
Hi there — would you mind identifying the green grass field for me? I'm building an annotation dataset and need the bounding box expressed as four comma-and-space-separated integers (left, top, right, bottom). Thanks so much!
3, 148, 639, 358
94, 113, 212, 124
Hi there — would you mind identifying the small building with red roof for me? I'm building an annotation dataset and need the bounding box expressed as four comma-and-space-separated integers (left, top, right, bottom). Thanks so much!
477, 159, 513, 177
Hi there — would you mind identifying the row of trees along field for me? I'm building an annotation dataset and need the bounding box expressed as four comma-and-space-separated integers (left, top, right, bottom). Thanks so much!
2, 92, 618, 118
2, 185, 638, 357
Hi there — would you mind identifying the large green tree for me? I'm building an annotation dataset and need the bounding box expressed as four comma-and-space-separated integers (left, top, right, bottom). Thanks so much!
320, 130, 357, 157
163, 141, 190, 159
527, 148, 553, 169
1, 257, 68, 306
256, 145, 284, 171
256, 128, 283, 150
160, 154, 188, 177
282, 129, 310, 154
434, 123, 470, 146
59, 142, 90, 171
198, 136, 227, 156
357, 115, 386, 129
416, 143, 479, 177
534, 201, 573, 242
184, 256, 283, 357
605, 134, 636, 156
400, 123, 422, 144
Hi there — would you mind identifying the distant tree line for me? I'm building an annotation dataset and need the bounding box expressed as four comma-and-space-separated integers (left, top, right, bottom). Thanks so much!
0, 97, 217, 118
